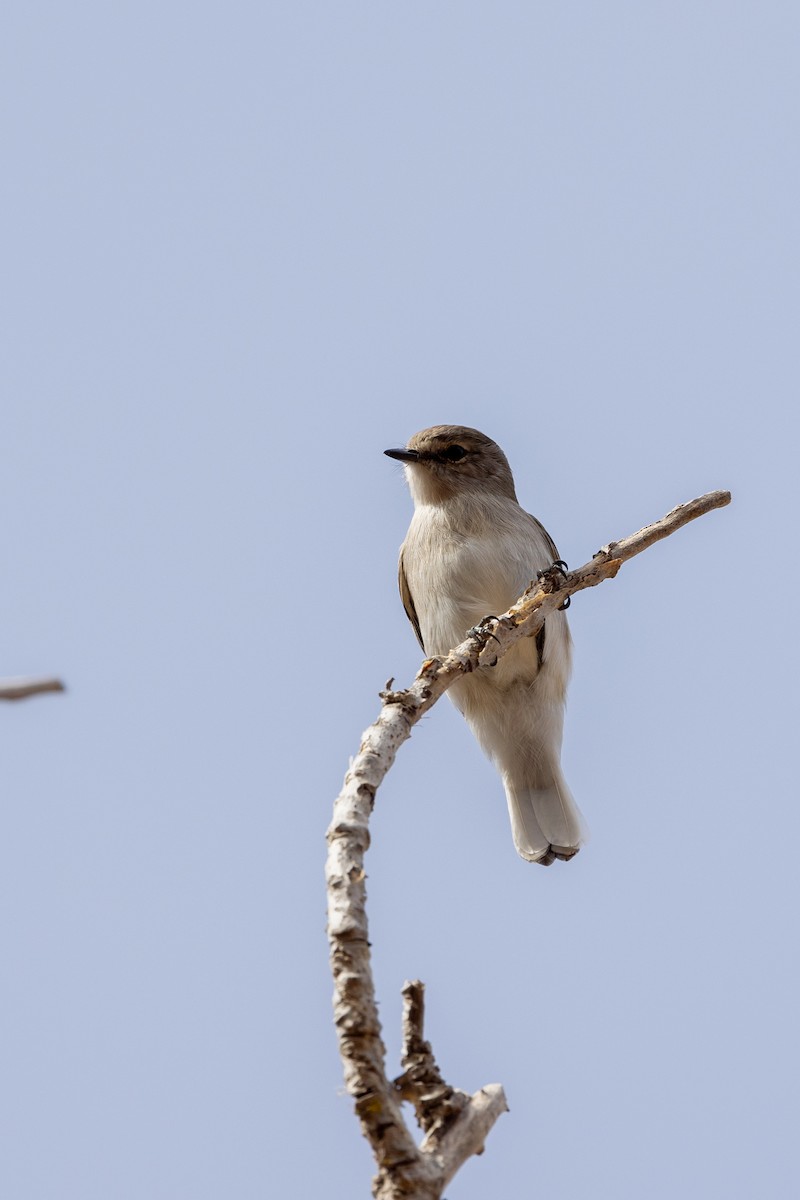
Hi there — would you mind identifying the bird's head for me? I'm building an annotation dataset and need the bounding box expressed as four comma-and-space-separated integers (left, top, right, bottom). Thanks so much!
384, 425, 517, 505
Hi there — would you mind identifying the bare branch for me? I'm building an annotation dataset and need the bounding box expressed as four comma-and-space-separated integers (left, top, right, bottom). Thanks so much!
0, 676, 66, 701
394, 980, 470, 1140
326, 490, 730, 1198
597, 489, 732, 560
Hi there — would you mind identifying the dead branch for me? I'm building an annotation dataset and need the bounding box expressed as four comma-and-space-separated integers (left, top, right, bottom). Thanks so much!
0, 676, 65, 701
326, 489, 730, 1199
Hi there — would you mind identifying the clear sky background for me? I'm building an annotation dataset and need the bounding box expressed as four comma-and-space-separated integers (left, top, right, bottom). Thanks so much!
2, 3, 798, 1198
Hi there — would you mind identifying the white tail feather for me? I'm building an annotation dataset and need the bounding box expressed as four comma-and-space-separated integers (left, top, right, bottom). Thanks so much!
504, 773, 586, 865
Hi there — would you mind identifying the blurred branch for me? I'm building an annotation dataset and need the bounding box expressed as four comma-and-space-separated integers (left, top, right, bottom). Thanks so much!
0, 676, 65, 701
326, 488, 730, 1199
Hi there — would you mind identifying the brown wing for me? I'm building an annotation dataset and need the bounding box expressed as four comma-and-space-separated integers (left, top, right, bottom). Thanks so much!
525, 510, 561, 563
525, 511, 561, 668
535, 623, 546, 668
398, 551, 425, 652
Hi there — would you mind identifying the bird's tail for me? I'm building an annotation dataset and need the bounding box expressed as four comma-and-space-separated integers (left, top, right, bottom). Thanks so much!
504, 771, 586, 866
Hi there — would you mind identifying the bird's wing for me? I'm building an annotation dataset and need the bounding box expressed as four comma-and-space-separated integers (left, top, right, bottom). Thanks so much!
524, 510, 561, 563
523, 510, 561, 668
398, 551, 425, 652
535, 623, 546, 668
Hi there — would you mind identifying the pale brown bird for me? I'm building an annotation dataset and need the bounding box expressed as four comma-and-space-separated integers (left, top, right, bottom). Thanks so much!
385, 425, 585, 865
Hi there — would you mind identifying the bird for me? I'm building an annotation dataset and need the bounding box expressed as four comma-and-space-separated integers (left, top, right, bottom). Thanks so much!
385, 425, 585, 865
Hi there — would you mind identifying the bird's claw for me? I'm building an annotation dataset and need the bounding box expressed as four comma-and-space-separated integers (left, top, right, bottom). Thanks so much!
536, 560, 572, 611
536, 559, 569, 579
467, 615, 501, 645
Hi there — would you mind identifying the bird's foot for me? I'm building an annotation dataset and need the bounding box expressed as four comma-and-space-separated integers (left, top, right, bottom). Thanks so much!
537, 560, 572, 611
467, 615, 501, 646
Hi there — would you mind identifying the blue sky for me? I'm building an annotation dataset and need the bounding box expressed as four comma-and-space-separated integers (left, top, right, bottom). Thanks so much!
2, 3, 798, 1197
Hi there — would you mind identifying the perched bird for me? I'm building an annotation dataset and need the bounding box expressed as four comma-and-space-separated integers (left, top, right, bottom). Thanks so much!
385, 425, 585, 865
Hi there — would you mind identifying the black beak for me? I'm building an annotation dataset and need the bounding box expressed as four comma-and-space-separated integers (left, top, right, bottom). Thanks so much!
384, 447, 420, 463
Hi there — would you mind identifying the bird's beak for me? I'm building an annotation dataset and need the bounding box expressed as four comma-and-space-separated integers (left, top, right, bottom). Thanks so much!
384, 447, 421, 463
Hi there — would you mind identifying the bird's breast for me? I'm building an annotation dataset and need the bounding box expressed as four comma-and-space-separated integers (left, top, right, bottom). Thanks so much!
403, 504, 551, 659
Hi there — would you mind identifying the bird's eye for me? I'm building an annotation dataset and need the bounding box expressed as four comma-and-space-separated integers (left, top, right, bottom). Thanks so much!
443, 445, 467, 462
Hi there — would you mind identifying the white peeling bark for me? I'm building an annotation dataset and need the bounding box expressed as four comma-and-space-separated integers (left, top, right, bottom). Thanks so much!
326, 490, 730, 1199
